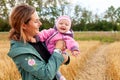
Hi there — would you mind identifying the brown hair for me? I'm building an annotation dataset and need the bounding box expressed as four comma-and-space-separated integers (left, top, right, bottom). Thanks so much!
9, 4, 35, 42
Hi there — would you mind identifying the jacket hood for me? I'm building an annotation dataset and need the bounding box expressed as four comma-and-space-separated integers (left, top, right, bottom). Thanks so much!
8, 40, 41, 59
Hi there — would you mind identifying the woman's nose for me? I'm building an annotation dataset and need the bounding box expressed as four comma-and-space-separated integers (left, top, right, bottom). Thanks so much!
39, 21, 42, 26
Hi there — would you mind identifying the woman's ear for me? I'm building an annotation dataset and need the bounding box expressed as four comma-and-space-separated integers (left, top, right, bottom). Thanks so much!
21, 23, 27, 30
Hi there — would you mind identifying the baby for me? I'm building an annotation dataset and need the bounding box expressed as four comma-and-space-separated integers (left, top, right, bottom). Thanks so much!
37, 15, 80, 80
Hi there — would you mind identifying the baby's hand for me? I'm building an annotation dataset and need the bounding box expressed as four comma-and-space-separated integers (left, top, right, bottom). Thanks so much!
72, 50, 80, 57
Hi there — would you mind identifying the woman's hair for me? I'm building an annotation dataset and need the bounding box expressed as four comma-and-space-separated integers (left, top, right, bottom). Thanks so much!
9, 4, 35, 42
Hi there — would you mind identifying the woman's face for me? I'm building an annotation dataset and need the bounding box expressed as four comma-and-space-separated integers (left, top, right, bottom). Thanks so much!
24, 11, 42, 37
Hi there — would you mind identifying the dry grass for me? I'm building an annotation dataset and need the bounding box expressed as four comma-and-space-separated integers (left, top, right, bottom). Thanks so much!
60, 41, 101, 80
106, 42, 120, 80
1, 32, 120, 80
0, 53, 21, 80
0, 32, 21, 80
0, 41, 10, 54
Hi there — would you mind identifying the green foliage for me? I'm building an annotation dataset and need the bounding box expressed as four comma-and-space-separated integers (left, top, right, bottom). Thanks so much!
0, 0, 120, 31
72, 20, 119, 31
39, 19, 54, 30
116, 25, 120, 30
0, 18, 10, 32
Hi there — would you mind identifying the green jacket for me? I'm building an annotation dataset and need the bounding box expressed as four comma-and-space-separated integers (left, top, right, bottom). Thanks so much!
8, 40, 64, 80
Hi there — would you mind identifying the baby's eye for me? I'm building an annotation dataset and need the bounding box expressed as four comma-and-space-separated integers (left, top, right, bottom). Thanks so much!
59, 23, 63, 25
65, 24, 69, 26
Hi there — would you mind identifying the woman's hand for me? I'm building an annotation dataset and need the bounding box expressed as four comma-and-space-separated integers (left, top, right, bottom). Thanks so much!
61, 53, 69, 64
55, 39, 66, 51
55, 40, 69, 64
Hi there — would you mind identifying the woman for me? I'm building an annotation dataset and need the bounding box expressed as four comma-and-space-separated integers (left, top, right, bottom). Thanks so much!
8, 4, 69, 80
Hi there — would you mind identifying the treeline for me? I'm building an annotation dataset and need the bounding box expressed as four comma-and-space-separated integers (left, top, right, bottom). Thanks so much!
72, 20, 120, 31
0, 0, 120, 31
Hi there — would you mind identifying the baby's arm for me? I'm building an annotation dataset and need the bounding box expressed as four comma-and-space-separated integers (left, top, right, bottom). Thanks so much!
37, 28, 54, 42
65, 37, 80, 56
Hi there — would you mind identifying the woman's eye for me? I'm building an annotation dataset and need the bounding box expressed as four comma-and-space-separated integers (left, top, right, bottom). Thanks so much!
35, 21, 38, 23
34, 20, 39, 23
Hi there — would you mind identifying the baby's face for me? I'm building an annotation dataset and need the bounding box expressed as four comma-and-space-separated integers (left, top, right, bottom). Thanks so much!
57, 19, 71, 33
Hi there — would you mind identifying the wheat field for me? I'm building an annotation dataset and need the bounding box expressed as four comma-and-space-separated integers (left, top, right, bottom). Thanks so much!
0, 32, 120, 80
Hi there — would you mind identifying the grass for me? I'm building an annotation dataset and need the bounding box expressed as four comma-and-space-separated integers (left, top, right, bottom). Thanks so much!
74, 31, 120, 43
0, 32, 9, 40
60, 41, 101, 80
106, 42, 120, 80
0, 31, 120, 80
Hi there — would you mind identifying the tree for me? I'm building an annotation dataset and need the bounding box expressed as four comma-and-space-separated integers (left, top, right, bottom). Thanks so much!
115, 7, 120, 23
0, 0, 10, 19
41, 0, 70, 24
72, 5, 82, 24
104, 6, 116, 23
81, 8, 92, 24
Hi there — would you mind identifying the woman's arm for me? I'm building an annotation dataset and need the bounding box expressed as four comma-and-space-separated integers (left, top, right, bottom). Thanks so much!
14, 51, 64, 80
13, 40, 69, 80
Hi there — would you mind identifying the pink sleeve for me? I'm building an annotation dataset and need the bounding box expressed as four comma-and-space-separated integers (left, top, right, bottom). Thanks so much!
37, 28, 54, 42
65, 37, 79, 52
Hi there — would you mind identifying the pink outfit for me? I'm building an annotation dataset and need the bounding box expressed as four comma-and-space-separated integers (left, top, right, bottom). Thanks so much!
38, 28, 79, 54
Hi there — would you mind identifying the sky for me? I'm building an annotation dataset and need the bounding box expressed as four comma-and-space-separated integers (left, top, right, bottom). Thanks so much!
69, 0, 120, 14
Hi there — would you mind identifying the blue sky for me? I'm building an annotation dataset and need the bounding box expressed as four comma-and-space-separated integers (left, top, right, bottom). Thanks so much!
69, 0, 120, 14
